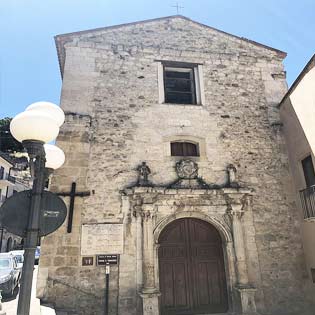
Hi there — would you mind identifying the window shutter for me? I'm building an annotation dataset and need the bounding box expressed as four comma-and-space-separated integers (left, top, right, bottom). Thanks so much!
171, 142, 199, 157
184, 143, 198, 156
171, 142, 184, 156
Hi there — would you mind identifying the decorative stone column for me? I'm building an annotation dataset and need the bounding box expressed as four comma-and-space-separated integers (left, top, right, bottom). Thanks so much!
140, 210, 160, 315
230, 204, 249, 286
228, 197, 259, 315
142, 210, 156, 290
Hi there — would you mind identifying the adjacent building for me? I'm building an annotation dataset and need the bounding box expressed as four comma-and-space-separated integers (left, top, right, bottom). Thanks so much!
0, 152, 30, 252
38, 16, 314, 315
279, 54, 315, 297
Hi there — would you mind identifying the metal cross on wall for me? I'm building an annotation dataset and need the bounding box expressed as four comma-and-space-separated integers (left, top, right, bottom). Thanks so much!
172, 2, 184, 14
57, 182, 90, 233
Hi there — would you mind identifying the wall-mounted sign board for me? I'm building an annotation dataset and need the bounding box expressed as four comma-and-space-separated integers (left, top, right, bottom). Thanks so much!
97, 254, 119, 266
82, 256, 94, 266
81, 223, 124, 255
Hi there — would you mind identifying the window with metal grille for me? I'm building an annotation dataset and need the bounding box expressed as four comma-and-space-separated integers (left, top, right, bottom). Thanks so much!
164, 67, 196, 104
171, 142, 199, 157
302, 155, 315, 187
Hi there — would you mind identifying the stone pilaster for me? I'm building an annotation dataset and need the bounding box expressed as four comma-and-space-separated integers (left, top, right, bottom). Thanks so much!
141, 209, 160, 315
227, 193, 259, 315
230, 204, 249, 286
142, 210, 156, 290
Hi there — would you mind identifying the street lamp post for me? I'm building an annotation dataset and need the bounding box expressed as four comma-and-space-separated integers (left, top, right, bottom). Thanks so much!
9, 102, 65, 315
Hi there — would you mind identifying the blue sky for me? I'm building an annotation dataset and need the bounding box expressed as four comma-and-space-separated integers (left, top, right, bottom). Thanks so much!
0, 0, 314, 118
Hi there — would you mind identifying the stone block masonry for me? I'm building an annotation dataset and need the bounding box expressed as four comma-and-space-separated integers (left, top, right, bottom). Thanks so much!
37, 16, 315, 315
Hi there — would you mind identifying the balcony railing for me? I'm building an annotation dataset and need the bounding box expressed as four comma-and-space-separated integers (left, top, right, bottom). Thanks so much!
300, 185, 315, 220
7, 175, 16, 184
0, 173, 16, 184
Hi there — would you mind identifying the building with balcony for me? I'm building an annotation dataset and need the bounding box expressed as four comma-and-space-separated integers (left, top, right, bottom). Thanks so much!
0, 152, 31, 252
280, 54, 315, 292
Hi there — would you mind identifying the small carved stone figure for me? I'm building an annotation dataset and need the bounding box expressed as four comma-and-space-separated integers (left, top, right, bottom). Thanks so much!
227, 164, 239, 188
137, 162, 151, 186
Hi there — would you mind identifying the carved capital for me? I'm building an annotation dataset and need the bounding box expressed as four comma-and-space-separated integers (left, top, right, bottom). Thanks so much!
225, 193, 252, 220
229, 204, 245, 219
142, 210, 156, 221
132, 195, 143, 217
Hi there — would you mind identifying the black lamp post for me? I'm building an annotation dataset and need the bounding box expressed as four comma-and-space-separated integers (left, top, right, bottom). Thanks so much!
10, 102, 65, 315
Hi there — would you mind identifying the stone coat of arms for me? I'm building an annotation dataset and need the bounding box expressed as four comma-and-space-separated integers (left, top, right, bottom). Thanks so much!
175, 160, 198, 179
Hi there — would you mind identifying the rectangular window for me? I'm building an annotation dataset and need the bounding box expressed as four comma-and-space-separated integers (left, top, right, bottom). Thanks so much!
171, 142, 199, 157
164, 67, 196, 104
157, 61, 204, 105
302, 155, 315, 187
0, 167, 4, 180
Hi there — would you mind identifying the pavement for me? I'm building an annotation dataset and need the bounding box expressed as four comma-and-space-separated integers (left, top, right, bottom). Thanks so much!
2, 265, 41, 315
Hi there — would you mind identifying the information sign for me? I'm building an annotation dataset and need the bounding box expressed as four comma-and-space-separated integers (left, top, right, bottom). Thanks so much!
96, 254, 119, 266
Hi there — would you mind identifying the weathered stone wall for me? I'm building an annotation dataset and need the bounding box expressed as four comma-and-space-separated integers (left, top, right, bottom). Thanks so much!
38, 16, 314, 315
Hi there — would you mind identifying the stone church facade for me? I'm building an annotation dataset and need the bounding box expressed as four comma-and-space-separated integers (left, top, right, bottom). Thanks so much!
37, 16, 314, 315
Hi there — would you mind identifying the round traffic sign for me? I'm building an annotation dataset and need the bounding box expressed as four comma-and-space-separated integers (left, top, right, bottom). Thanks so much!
0, 190, 67, 237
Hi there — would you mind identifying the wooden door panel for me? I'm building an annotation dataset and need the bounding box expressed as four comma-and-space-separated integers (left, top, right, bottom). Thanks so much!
173, 262, 189, 307
159, 218, 228, 314
160, 262, 175, 307
196, 261, 211, 305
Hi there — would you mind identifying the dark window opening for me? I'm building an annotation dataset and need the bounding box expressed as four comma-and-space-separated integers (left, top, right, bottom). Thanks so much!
171, 142, 199, 157
0, 167, 4, 180
164, 67, 196, 104
302, 155, 315, 187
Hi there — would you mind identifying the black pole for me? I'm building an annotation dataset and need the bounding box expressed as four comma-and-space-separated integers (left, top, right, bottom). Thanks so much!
67, 182, 76, 233
0, 228, 3, 253
17, 141, 46, 315
105, 264, 110, 315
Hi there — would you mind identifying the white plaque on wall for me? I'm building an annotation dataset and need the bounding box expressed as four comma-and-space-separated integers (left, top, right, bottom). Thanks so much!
81, 223, 124, 255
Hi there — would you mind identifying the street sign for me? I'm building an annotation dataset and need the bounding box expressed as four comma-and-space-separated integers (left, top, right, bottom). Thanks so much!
96, 254, 119, 266
0, 190, 67, 237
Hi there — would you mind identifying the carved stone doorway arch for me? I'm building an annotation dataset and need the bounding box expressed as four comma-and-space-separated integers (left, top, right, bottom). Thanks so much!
121, 184, 261, 315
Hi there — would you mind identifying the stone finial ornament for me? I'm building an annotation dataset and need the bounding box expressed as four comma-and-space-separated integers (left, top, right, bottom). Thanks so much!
176, 159, 198, 179
137, 162, 151, 186
227, 164, 239, 188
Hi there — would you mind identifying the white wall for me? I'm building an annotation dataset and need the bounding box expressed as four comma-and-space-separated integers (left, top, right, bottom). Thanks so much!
290, 66, 315, 156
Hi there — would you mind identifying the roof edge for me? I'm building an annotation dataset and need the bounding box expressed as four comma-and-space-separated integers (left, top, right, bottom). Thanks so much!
0, 152, 14, 166
55, 15, 287, 77
279, 54, 315, 108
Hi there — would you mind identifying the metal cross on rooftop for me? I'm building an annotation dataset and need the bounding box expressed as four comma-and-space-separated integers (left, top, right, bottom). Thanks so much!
172, 2, 184, 14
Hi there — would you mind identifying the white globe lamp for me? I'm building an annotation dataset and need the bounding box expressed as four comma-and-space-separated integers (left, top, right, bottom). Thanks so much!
44, 144, 65, 170
25, 101, 65, 127
10, 110, 60, 144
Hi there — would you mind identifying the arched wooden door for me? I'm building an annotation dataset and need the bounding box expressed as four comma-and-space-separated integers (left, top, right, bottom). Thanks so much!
158, 218, 228, 315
